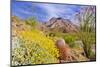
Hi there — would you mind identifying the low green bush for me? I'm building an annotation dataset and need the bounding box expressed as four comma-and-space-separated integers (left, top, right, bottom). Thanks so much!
63, 34, 79, 48
78, 32, 96, 59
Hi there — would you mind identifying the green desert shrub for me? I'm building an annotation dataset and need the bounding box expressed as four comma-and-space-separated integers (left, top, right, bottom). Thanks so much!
25, 17, 38, 27
75, 6, 96, 59
78, 32, 96, 59
63, 34, 79, 48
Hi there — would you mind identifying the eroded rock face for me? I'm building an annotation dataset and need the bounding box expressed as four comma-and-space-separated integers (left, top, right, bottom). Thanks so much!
45, 17, 79, 33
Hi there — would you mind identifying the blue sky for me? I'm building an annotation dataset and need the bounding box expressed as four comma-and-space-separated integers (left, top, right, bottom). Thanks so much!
12, 1, 89, 22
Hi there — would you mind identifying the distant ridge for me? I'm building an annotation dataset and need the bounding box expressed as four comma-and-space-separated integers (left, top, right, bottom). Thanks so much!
44, 17, 79, 33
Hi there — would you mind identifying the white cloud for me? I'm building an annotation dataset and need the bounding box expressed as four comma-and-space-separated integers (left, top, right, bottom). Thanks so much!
32, 3, 76, 20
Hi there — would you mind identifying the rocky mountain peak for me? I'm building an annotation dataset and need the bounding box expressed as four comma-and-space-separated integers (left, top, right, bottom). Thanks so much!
45, 17, 79, 33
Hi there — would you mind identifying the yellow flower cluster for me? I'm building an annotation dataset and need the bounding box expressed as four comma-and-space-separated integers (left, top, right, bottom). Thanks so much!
12, 30, 60, 66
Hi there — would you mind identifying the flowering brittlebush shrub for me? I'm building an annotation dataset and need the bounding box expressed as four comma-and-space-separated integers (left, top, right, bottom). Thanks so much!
12, 30, 60, 66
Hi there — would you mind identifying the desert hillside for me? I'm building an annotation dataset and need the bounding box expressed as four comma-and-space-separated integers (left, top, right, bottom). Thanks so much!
12, 16, 96, 66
